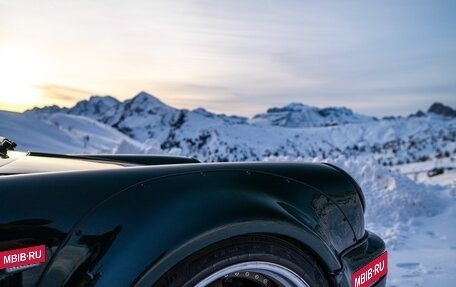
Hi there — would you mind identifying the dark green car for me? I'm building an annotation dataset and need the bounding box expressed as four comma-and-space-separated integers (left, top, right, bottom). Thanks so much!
0, 144, 386, 286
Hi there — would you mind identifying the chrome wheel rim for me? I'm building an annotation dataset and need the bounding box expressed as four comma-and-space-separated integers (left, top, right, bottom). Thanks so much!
194, 261, 311, 287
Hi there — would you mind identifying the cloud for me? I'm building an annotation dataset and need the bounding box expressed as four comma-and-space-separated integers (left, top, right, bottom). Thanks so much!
2, 1, 455, 116
36, 84, 94, 102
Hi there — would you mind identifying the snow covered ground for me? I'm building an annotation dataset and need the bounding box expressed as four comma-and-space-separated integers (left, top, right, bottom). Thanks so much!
395, 158, 456, 186
387, 206, 456, 287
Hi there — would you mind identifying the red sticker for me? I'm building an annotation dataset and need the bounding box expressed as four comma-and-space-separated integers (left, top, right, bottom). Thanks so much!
352, 251, 388, 287
0, 245, 46, 270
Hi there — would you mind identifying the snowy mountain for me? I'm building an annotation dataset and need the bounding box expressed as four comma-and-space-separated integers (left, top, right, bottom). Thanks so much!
96, 92, 246, 143
5, 92, 456, 167
100, 91, 179, 141
0, 110, 160, 154
27, 104, 68, 114
428, 102, 456, 118
251, 102, 376, 127
27, 95, 120, 120
68, 95, 119, 119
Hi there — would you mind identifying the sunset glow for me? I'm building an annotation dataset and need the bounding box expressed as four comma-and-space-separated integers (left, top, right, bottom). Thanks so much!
0, 1, 455, 116
0, 47, 50, 111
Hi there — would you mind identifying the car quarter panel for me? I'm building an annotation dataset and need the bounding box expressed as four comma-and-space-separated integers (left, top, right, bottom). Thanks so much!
0, 162, 365, 287
36, 167, 359, 287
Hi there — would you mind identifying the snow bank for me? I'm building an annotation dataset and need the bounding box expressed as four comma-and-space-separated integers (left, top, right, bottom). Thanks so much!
326, 156, 450, 248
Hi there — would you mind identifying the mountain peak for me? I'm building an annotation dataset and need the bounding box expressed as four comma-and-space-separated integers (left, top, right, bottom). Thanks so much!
26, 105, 67, 114
67, 95, 120, 119
87, 95, 119, 103
253, 102, 373, 127
266, 103, 313, 113
428, 102, 456, 118
131, 91, 166, 106
318, 106, 354, 117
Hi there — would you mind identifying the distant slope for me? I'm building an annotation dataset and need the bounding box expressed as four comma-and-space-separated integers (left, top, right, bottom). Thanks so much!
0, 111, 160, 154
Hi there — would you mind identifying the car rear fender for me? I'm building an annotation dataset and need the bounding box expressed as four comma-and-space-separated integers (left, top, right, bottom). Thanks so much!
38, 170, 357, 287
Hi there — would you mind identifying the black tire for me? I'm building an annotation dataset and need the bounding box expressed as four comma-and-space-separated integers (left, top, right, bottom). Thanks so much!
154, 234, 330, 287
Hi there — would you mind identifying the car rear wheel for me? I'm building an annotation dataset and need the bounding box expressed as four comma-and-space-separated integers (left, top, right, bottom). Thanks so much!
154, 235, 330, 287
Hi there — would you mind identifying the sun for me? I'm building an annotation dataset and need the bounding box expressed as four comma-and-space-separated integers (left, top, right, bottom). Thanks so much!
0, 47, 50, 112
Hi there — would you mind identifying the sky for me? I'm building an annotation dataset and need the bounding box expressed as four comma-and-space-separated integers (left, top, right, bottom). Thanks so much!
0, 0, 455, 117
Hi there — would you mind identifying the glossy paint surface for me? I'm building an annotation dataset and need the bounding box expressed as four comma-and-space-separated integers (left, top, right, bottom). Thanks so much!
0, 153, 380, 286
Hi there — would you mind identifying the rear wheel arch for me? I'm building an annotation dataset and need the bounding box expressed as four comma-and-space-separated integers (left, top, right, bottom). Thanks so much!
148, 233, 334, 287
132, 226, 341, 287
